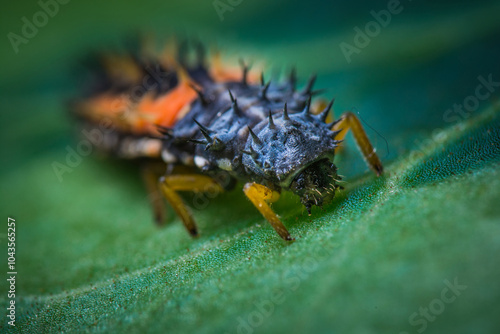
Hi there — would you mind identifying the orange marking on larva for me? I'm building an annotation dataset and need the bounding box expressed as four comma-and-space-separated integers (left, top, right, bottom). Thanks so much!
136, 75, 197, 133
77, 67, 197, 135
75, 93, 134, 132
80, 94, 129, 117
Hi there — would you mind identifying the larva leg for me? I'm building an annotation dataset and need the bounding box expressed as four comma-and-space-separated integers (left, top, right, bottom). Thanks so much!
243, 182, 293, 241
332, 112, 383, 176
159, 174, 224, 237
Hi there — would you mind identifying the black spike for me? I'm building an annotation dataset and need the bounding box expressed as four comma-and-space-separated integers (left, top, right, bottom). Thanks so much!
193, 118, 213, 142
249, 146, 259, 160
156, 125, 173, 137
260, 81, 271, 100
289, 67, 297, 91
325, 118, 342, 129
215, 137, 224, 145
228, 89, 236, 103
301, 74, 317, 95
248, 126, 262, 146
330, 129, 343, 139
268, 110, 275, 129
239, 59, 249, 85
260, 72, 265, 86
318, 98, 335, 122
232, 100, 241, 115
301, 96, 312, 115
188, 138, 208, 145
283, 103, 290, 121
242, 146, 259, 160
228, 89, 241, 115
310, 88, 327, 96
189, 84, 209, 106
206, 137, 225, 151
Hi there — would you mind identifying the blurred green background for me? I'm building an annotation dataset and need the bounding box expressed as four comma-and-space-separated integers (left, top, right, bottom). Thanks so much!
1, 0, 499, 333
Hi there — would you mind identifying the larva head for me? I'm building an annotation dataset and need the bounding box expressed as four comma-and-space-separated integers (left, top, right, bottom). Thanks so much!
242, 102, 342, 212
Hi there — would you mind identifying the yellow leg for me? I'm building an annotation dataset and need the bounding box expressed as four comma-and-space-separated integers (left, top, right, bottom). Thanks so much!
162, 174, 224, 193
159, 174, 224, 237
332, 112, 383, 176
243, 182, 293, 241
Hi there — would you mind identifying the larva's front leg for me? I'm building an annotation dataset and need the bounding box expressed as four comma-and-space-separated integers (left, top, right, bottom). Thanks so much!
243, 182, 293, 241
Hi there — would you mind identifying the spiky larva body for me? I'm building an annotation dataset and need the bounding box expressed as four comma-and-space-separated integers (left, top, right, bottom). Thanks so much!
73, 40, 382, 240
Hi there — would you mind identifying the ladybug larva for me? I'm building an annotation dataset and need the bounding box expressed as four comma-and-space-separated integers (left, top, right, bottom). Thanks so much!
73, 40, 383, 241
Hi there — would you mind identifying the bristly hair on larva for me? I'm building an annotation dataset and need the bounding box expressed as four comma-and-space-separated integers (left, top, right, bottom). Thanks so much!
72, 38, 383, 241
